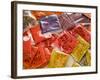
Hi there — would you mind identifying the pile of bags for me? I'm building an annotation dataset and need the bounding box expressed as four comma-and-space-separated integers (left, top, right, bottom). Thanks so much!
23, 11, 91, 69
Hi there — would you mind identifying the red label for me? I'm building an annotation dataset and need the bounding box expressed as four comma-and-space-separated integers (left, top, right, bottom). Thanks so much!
30, 25, 46, 44
57, 31, 78, 54
73, 25, 91, 43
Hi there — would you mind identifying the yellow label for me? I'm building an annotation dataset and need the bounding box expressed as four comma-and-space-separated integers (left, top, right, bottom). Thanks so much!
71, 36, 90, 62
48, 49, 68, 68
79, 50, 91, 66
72, 62, 80, 67
86, 50, 91, 66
